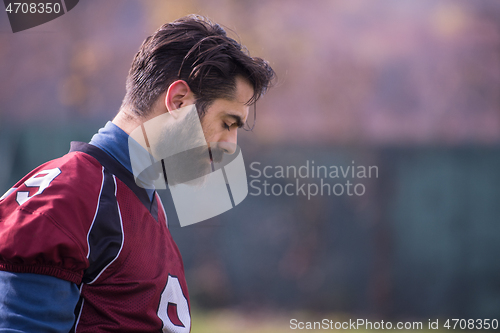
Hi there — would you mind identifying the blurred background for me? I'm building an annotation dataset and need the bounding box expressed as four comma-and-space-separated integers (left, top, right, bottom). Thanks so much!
1, 0, 499, 331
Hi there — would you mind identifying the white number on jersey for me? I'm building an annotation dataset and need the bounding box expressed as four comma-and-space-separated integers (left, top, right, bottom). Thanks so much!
16, 168, 62, 205
157, 275, 191, 333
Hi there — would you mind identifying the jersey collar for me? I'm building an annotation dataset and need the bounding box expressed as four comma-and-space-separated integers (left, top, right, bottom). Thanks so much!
69, 141, 158, 221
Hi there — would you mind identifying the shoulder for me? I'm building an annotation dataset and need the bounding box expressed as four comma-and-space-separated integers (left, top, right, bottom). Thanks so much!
2, 150, 105, 214
0, 150, 110, 283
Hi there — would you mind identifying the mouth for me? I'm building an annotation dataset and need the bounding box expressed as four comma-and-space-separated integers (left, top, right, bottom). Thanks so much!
208, 148, 215, 172
208, 147, 213, 161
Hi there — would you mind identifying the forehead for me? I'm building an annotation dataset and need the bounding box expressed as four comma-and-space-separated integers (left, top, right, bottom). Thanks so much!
233, 76, 254, 105
212, 76, 254, 121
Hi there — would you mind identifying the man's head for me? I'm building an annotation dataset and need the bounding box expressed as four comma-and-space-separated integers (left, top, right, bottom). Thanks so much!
120, 15, 275, 143
120, 15, 274, 187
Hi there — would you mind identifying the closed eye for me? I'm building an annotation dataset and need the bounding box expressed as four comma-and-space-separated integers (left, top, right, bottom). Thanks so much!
224, 114, 244, 129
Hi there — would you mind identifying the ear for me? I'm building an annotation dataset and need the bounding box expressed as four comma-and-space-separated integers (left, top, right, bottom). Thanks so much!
165, 80, 195, 117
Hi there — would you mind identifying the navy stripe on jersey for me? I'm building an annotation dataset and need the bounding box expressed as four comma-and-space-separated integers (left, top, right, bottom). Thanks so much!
150, 193, 158, 222
69, 141, 158, 221
70, 285, 85, 333
82, 169, 123, 284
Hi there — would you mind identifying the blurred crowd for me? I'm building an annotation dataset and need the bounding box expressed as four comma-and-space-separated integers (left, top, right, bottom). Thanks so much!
1, 0, 499, 145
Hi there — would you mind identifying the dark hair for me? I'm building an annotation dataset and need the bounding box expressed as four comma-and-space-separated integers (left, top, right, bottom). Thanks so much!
122, 15, 275, 121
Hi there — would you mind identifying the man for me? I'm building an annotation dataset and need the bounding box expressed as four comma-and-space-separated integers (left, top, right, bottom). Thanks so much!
0, 15, 274, 332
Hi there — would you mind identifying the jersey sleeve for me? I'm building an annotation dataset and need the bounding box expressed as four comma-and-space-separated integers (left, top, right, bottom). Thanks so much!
0, 152, 104, 284
0, 271, 80, 332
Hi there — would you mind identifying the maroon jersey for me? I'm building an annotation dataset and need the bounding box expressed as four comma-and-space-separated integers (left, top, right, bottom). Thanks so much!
0, 142, 190, 332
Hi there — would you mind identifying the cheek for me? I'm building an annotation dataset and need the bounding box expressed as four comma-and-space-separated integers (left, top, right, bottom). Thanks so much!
201, 121, 219, 143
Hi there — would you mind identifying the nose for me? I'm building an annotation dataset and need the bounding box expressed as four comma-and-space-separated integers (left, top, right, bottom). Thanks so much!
216, 126, 238, 154
211, 125, 238, 155
217, 141, 236, 155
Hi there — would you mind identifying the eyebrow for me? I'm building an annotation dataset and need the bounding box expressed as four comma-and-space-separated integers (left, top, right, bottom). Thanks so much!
225, 113, 245, 128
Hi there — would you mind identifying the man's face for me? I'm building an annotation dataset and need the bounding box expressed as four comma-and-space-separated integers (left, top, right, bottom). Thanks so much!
128, 76, 254, 187
152, 76, 253, 186
200, 76, 254, 160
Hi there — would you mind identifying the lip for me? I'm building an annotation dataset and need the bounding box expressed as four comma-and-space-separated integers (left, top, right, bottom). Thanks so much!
208, 147, 214, 162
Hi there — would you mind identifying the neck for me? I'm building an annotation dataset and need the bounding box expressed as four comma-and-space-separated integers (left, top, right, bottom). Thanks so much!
112, 108, 142, 135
